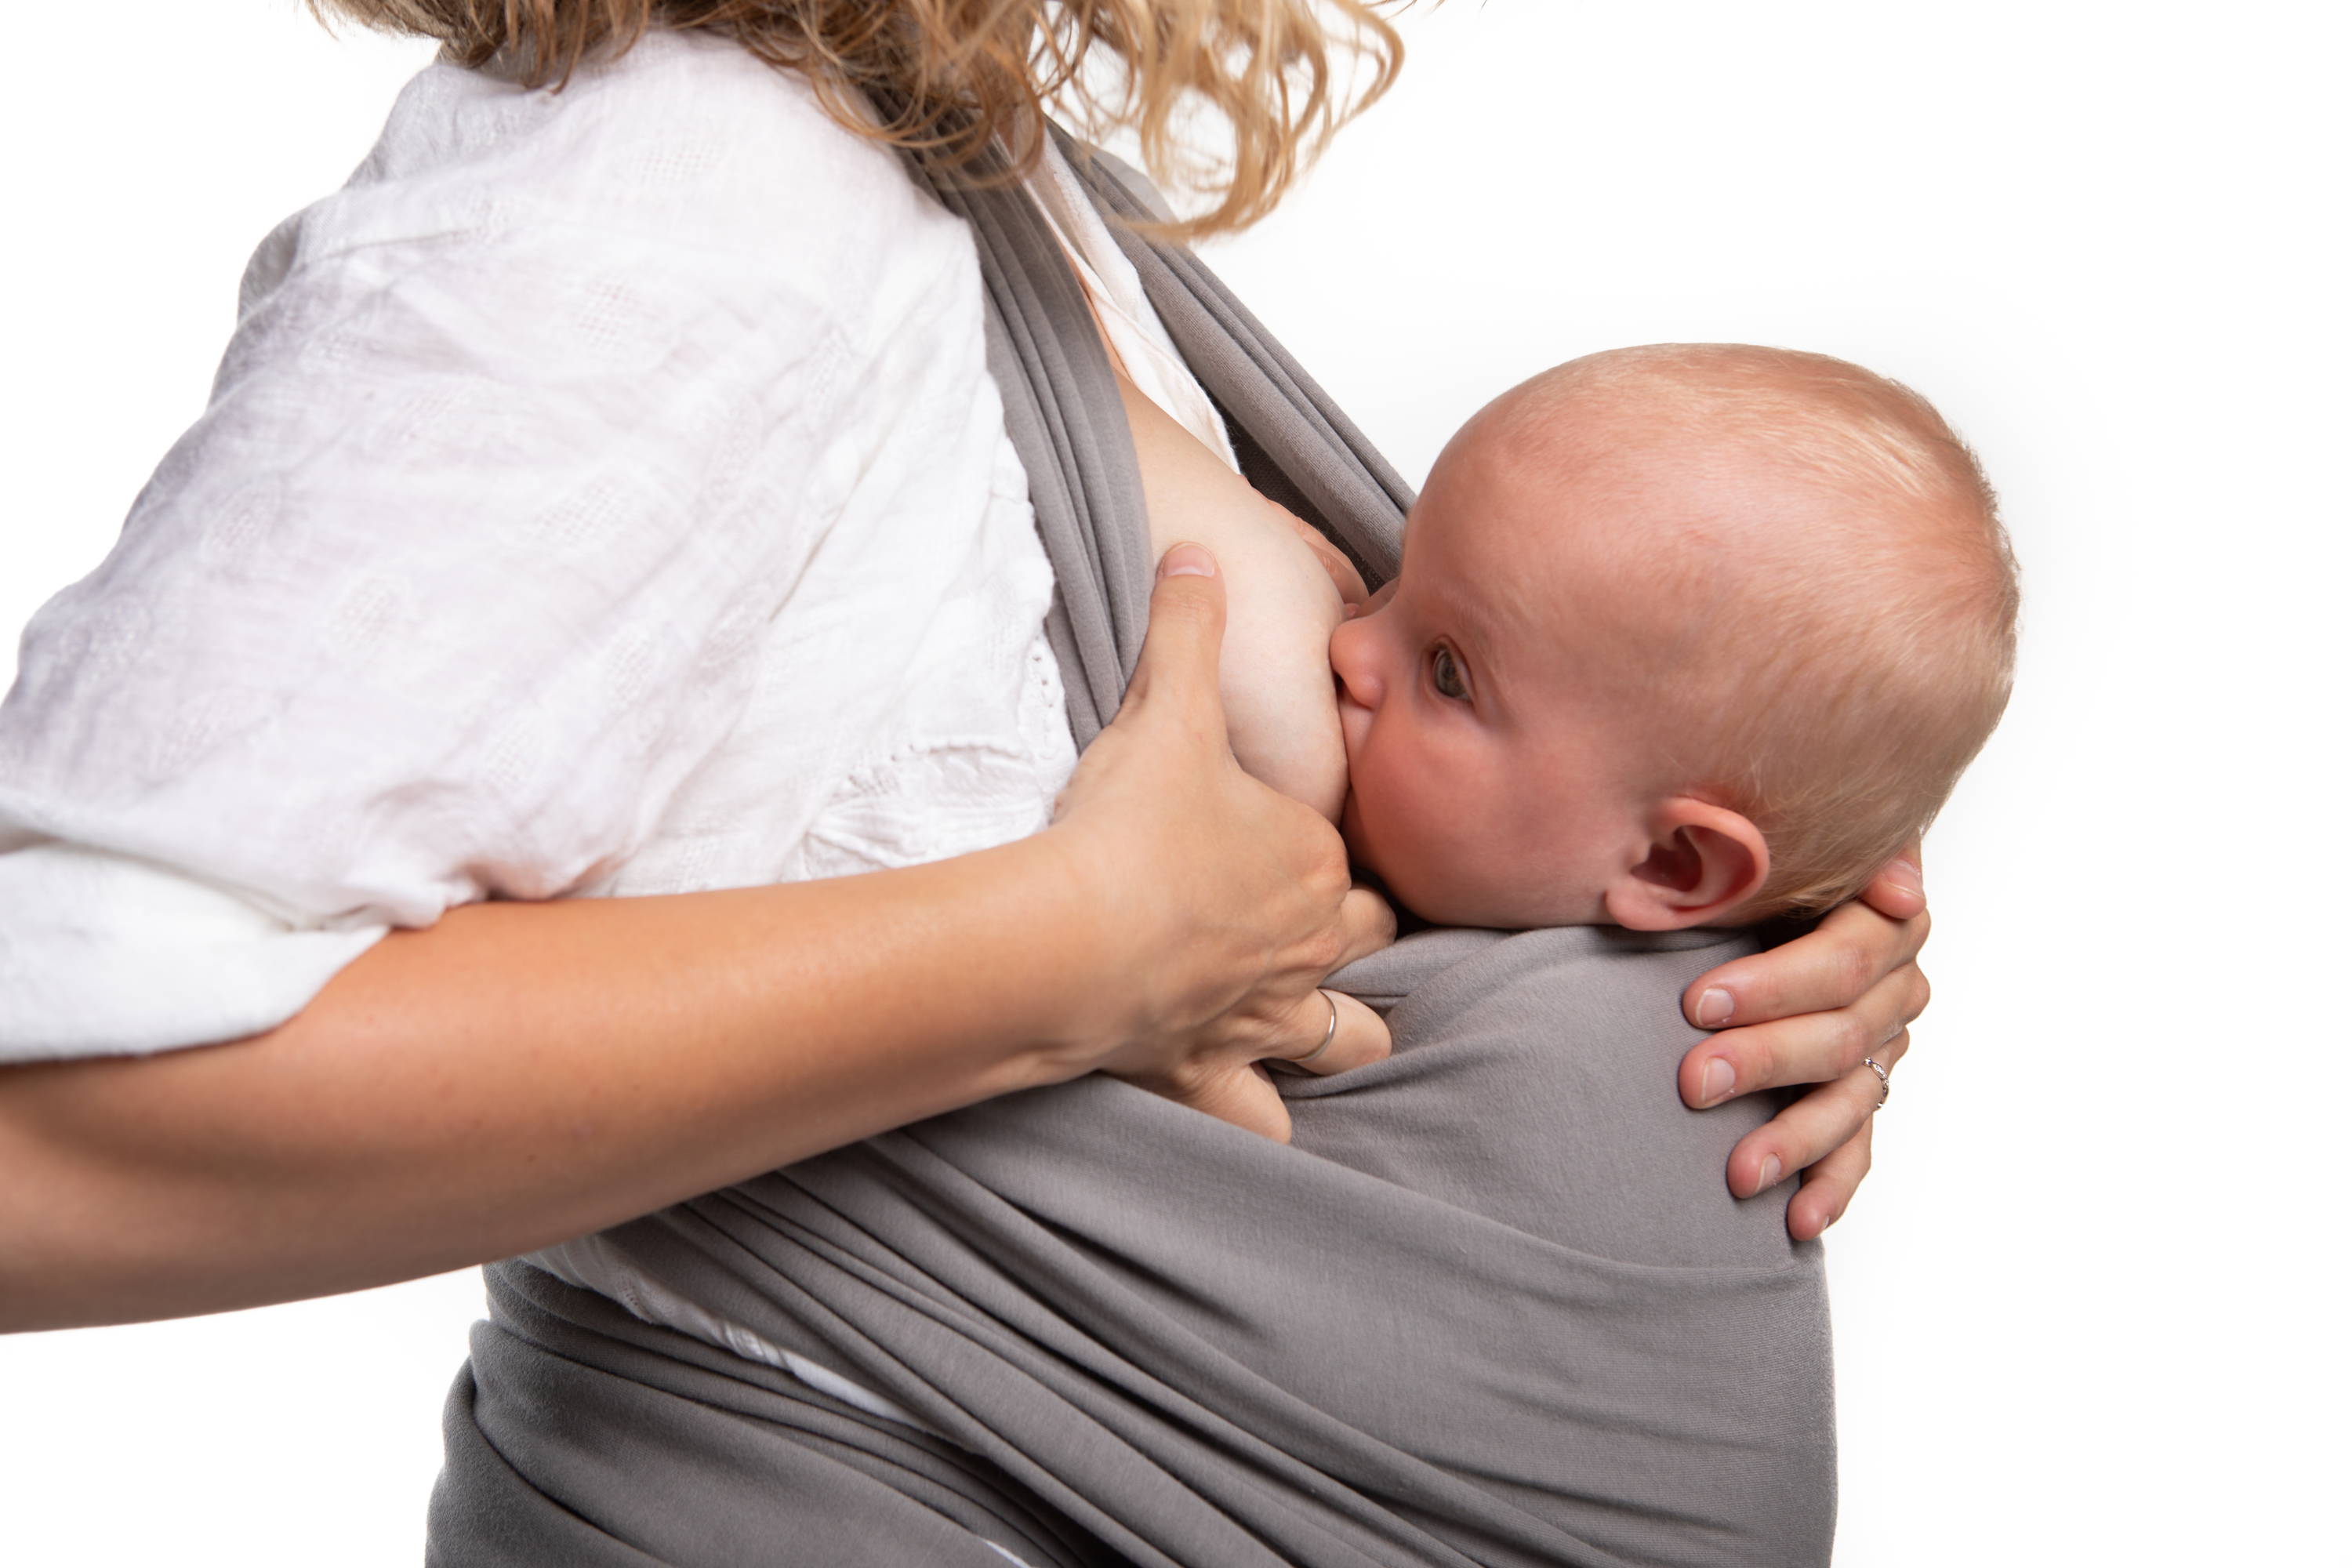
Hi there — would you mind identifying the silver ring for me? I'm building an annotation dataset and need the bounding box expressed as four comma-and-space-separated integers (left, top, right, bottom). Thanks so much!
1295, 989, 1341, 1069
1860, 1056, 1891, 1110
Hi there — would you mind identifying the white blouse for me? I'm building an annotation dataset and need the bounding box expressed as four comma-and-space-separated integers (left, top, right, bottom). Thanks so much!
0, 33, 1225, 1065
0, 39, 1246, 1515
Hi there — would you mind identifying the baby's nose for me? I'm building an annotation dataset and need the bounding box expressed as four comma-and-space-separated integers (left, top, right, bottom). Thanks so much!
1327, 617, 1382, 710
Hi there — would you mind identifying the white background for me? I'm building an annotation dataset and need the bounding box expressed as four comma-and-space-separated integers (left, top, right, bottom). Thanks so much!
2, 2, 2344, 1563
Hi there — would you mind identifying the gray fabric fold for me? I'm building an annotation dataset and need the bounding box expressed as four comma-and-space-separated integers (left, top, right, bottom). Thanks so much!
427, 144, 1835, 1568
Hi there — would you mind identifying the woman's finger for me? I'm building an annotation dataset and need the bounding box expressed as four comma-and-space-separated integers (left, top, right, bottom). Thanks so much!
1680, 964, 1922, 1107
1785, 1121, 1875, 1241
1855, 841, 1926, 923
1121, 543, 1231, 729
1724, 1039, 1903, 1200
1680, 896, 1927, 1033
1143, 988, 1388, 1139
1171, 1061, 1296, 1143
1192, 992, 1387, 1139
1266, 989, 1389, 1078
1331, 884, 1399, 971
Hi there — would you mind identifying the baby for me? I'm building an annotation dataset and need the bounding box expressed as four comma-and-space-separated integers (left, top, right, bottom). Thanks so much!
1122, 342, 2017, 928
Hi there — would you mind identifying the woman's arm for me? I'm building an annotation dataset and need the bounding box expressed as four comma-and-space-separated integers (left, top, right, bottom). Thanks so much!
0, 551, 1395, 1334
1679, 850, 1931, 1239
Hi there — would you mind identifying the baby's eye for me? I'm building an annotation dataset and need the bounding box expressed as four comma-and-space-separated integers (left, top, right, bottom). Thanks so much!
1430, 645, 1470, 701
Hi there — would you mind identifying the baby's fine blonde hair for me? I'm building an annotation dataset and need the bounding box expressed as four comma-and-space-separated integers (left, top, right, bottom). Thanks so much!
310, 1, 1402, 236
1489, 345, 2020, 916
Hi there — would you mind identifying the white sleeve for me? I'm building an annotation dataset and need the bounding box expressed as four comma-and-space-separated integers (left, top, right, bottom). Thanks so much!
0, 40, 916, 1062
0, 844, 390, 1061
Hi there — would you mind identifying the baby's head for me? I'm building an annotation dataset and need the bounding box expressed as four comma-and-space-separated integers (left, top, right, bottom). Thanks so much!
1331, 343, 2017, 930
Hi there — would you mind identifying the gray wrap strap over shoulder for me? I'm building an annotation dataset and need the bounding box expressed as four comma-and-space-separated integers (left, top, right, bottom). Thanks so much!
426, 142, 1835, 1568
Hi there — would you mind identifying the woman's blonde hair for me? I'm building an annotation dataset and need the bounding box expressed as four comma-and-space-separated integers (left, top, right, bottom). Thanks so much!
310, 1, 1403, 235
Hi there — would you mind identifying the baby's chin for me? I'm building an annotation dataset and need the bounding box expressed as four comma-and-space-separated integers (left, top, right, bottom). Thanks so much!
1339, 793, 1529, 930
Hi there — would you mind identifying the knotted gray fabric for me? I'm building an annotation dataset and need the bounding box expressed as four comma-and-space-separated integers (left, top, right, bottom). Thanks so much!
426, 143, 1835, 1568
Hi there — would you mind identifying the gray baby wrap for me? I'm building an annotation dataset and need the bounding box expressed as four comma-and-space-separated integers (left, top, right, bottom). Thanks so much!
425, 143, 1834, 1567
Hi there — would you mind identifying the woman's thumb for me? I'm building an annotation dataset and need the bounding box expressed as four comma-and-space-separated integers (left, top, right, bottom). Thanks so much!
1125, 543, 1228, 724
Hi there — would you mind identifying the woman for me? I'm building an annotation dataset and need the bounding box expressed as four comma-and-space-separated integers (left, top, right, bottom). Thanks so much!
0, 0, 1927, 1552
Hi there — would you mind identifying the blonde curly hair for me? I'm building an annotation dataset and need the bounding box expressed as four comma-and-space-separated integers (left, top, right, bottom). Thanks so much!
310, 1, 1403, 235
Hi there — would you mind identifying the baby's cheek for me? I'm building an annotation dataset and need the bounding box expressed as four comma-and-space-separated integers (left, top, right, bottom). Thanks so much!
1345, 762, 1450, 902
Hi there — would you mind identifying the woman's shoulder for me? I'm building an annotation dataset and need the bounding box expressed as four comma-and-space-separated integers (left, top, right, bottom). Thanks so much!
268, 30, 956, 296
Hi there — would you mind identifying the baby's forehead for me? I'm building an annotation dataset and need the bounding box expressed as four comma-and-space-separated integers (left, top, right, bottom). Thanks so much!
1439, 408, 1780, 583
1477, 348, 1980, 532
1406, 462, 1692, 692
1474, 386, 1811, 504
1467, 373, 1969, 583
1428, 409, 1970, 702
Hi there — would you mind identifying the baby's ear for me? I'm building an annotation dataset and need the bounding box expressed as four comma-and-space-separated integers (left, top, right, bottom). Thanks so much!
1603, 800, 1769, 931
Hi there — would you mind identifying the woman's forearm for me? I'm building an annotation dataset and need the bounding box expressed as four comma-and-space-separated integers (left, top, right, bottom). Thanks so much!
0, 833, 1117, 1332
0, 552, 1393, 1334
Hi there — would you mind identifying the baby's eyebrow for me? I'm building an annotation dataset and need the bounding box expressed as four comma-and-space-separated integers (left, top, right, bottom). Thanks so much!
1437, 615, 1518, 720
1446, 582, 1527, 692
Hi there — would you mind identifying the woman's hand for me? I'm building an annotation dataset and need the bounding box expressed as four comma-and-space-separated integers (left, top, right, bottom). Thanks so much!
1675, 851, 1931, 1240
1044, 543, 1396, 1140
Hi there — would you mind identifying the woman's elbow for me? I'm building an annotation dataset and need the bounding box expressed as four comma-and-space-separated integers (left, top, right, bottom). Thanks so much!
0, 1065, 151, 1331
0, 1049, 295, 1334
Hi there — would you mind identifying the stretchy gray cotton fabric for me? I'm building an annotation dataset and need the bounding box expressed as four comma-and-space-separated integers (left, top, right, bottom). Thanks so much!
425, 138, 1835, 1568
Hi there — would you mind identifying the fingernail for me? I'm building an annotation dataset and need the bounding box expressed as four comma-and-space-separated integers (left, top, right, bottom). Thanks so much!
1700, 1058, 1735, 1106
1755, 1155, 1784, 1193
1160, 543, 1215, 579
1696, 988, 1734, 1028
1889, 858, 1924, 900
